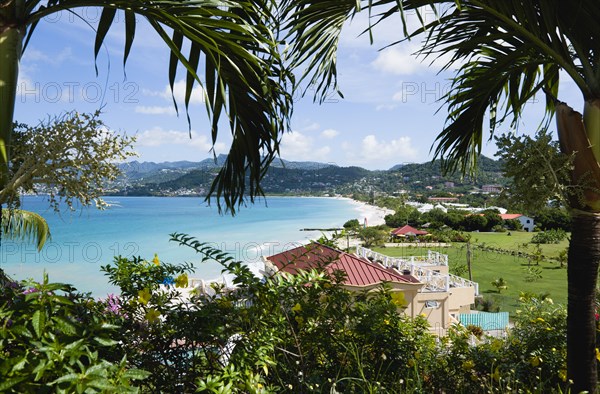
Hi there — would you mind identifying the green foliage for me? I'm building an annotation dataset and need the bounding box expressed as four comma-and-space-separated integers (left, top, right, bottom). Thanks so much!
504, 219, 523, 231
462, 214, 488, 232
1, 237, 577, 393
357, 226, 388, 247
524, 266, 543, 283
491, 278, 508, 293
534, 207, 572, 231
531, 229, 568, 244
168, 233, 436, 393
495, 130, 572, 213
0, 274, 147, 393
384, 204, 421, 228
343, 218, 360, 230
9, 112, 136, 211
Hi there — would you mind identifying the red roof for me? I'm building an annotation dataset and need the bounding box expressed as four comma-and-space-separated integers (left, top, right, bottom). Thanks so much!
391, 225, 428, 236
267, 243, 416, 287
500, 214, 523, 220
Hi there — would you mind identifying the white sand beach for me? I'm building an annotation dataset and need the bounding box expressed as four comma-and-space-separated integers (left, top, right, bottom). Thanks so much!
335, 197, 394, 227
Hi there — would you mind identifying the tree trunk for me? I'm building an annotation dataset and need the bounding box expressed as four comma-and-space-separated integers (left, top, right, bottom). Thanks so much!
466, 239, 472, 281
0, 2, 23, 189
567, 211, 600, 393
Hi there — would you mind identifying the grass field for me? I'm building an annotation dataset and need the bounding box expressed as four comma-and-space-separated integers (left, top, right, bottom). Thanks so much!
372, 231, 569, 313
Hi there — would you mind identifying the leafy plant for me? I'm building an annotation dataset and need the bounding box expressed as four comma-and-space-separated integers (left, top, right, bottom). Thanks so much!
0, 274, 147, 393
531, 229, 568, 244
491, 278, 508, 293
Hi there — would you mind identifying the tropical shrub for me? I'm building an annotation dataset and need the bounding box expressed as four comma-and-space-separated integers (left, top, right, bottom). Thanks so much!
0, 236, 577, 393
531, 229, 568, 244
0, 274, 148, 393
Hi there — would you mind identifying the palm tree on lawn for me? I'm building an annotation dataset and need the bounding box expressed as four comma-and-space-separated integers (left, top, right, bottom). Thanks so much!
282, 0, 600, 391
0, 0, 292, 219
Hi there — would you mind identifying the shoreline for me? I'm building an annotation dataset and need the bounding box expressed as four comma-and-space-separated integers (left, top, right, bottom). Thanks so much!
334, 197, 394, 227
103, 194, 395, 227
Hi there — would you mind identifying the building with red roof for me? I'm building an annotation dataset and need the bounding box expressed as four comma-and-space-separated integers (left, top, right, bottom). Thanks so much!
266, 243, 420, 288
264, 243, 478, 335
391, 225, 429, 237
499, 213, 534, 232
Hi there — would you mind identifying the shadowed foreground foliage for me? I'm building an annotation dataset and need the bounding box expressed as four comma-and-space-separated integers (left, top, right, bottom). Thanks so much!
0, 236, 581, 393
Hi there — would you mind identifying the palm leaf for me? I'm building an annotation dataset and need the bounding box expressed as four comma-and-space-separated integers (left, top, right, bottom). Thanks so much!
2, 208, 50, 251
12, 0, 293, 213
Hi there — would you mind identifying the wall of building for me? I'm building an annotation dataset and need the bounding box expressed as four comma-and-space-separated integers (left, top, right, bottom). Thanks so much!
519, 216, 535, 232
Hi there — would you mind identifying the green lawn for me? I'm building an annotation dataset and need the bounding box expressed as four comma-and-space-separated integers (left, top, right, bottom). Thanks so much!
372, 231, 569, 313
466, 231, 569, 259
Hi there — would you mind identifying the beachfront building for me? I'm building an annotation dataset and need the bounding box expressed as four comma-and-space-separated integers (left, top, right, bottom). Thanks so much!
263, 243, 478, 335
390, 225, 429, 239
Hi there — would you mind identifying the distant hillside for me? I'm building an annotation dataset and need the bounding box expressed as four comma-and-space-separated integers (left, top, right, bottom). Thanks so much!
113, 154, 506, 197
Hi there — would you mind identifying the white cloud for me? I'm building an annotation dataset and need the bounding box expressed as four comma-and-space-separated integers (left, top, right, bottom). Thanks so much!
321, 129, 339, 139
136, 127, 226, 153
371, 45, 426, 76
300, 122, 321, 132
376, 104, 397, 111
25, 47, 73, 65
143, 79, 206, 105
349, 134, 419, 164
135, 106, 177, 115
280, 131, 331, 161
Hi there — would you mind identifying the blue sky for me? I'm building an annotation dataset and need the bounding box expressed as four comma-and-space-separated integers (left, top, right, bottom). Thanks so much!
14, 7, 584, 170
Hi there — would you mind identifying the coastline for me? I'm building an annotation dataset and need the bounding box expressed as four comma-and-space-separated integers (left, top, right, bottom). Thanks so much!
334, 197, 394, 227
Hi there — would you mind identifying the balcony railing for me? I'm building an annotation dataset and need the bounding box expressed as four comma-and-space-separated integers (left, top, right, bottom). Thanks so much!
355, 246, 479, 295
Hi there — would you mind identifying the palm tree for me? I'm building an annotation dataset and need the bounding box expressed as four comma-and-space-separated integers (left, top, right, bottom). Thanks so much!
282, 0, 600, 391
0, 0, 293, 215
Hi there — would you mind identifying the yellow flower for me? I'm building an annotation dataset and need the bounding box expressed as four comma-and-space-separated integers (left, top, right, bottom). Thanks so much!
536, 317, 545, 323
492, 367, 500, 382
596, 348, 600, 362
462, 360, 474, 371
490, 339, 502, 352
145, 308, 161, 323
383, 319, 390, 325
175, 273, 188, 288
529, 356, 541, 367
295, 316, 304, 325
559, 368, 567, 382
292, 303, 302, 313
138, 288, 151, 305
390, 292, 406, 307
152, 253, 160, 266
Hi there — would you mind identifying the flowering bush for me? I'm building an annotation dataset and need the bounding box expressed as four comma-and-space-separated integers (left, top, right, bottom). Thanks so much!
0, 237, 578, 393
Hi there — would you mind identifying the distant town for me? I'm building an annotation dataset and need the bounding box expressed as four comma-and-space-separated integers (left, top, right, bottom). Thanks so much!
106, 154, 506, 208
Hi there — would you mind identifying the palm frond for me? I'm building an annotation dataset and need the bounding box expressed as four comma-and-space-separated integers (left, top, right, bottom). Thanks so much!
2, 208, 50, 251
280, 0, 360, 103
367, 0, 600, 174
24, 0, 293, 213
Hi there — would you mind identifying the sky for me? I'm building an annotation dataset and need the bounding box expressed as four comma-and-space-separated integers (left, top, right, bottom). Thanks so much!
14, 6, 584, 171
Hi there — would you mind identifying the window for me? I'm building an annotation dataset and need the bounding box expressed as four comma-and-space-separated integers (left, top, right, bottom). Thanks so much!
425, 300, 440, 308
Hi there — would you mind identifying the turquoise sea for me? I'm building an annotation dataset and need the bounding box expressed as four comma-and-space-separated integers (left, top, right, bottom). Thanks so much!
0, 196, 359, 296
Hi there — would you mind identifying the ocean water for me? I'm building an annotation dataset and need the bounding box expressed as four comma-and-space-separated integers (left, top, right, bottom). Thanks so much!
0, 196, 360, 296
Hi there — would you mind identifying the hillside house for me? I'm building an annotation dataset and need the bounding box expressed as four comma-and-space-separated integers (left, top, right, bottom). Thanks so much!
263, 243, 478, 335
500, 213, 535, 232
